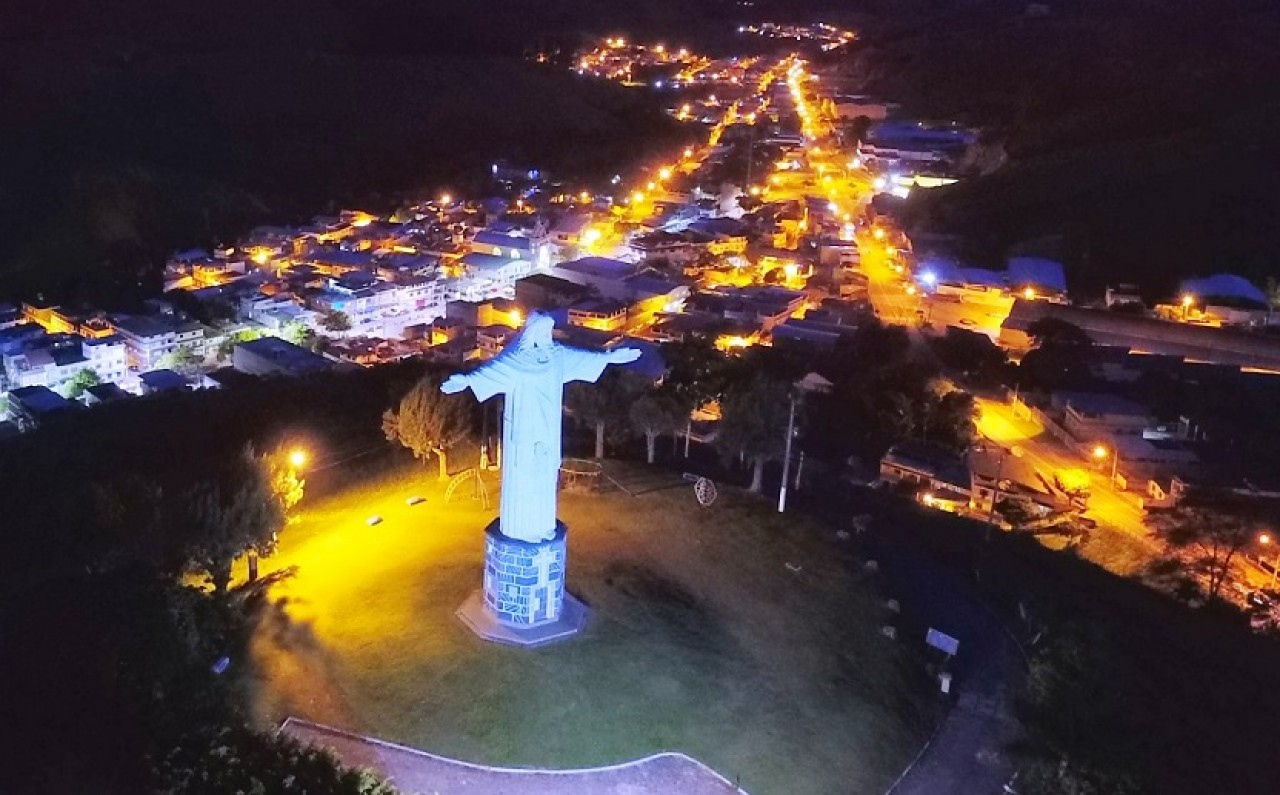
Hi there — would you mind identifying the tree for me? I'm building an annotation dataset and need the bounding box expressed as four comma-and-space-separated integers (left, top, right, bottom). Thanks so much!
629, 390, 684, 464
175, 454, 283, 595
565, 368, 644, 459
658, 334, 731, 413
716, 374, 792, 493
321, 309, 353, 334
163, 344, 203, 375
1149, 488, 1266, 601
924, 389, 977, 451
155, 725, 399, 795
280, 319, 311, 346
257, 446, 306, 518
63, 367, 102, 399
217, 328, 263, 361
1027, 317, 1093, 349
382, 378, 472, 480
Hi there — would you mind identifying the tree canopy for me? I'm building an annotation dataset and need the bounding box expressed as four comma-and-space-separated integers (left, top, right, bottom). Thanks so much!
383, 377, 473, 479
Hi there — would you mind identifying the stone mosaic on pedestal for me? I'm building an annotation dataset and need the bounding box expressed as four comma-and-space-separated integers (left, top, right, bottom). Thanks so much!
483, 519, 566, 626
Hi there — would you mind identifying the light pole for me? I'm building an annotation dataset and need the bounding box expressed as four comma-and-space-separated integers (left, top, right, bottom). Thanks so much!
777, 393, 797, 513
1259, 532, 1279, 590
1092, 443, 1118, 487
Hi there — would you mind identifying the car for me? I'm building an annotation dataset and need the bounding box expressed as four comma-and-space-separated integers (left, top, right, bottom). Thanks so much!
366, 515, 383, 527
1247, 591, 1275, 610
406, 496, 427, 506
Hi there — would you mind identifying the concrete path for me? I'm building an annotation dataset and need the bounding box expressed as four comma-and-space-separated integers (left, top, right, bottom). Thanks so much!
864, 533, 1026, 795
282, 718, 746, 795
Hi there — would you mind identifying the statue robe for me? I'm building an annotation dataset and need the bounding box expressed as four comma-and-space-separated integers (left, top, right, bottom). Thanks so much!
460, 343, 615, 542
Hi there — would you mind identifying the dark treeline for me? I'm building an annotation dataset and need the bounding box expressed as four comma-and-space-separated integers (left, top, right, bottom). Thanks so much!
842, 0, 1280, 298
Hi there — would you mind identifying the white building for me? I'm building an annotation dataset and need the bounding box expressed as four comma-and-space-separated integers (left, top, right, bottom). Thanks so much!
312, 273, 445, 338
2, 335, 127, 391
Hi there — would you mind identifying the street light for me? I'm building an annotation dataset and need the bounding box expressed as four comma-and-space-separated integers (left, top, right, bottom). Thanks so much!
289, 448, 308, 470
1259, 533, 1279, 589
1093, 444, 1119, 486
1181, 293, 1195, 319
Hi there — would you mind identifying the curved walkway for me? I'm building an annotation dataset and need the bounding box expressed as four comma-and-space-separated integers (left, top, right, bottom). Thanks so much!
863, 532, 1027, 795
281, 718, 746, 795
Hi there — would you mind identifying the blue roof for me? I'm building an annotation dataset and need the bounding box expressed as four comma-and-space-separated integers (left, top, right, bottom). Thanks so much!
475, 229, 533, 250
918, 258, 1004, 288
10, 385, 73, 414
1007, 257, 1067, 293
687, 217, 746, 237
461, 252, 520, 273
1179, 274, 1266, 305
557, 257, 635, 279
139, 369, 189, 391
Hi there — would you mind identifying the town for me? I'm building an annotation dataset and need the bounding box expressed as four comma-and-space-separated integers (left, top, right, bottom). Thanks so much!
5, 6, 1280, 795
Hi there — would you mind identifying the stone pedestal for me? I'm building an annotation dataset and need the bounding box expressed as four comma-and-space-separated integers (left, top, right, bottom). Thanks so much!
456, 519, 588, 647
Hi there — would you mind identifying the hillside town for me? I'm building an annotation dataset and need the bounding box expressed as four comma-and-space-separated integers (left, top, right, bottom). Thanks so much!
5, 29, 1280, 610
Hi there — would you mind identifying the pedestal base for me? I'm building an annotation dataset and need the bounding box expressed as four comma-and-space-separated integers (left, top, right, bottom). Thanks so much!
456, 589, 589, 648
456, 519, 588, 648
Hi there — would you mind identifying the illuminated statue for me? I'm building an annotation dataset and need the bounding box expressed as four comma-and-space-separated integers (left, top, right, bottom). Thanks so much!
442, 312, 639, 543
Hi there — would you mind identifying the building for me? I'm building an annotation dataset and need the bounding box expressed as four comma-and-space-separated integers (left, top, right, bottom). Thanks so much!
82, 382, 131, 406
311, 272, 444, 339
138, 369, 189, 395
111, 315, 206, 372
7, 385, 75, 431
515, 274, 594, 311
1000, 299, 1280, 371
879, 442, 972, 508
2, 335, 127, 392
233, 337, 331, 377
568, 299, 628, 332
1052, 391, 1155, 442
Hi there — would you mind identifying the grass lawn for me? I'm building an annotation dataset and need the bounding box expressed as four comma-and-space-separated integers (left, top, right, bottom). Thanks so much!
245, 465, 935, 795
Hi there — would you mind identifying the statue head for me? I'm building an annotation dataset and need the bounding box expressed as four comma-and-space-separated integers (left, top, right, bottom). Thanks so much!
514, 311, 556, 363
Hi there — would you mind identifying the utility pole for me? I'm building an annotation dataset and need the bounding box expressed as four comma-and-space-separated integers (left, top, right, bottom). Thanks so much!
777, 394, 797, 513
984, 446, 1009, 541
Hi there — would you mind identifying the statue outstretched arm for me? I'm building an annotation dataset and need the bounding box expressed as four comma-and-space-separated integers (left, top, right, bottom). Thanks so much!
560, 345, 642, 384
441, 373, 470, 394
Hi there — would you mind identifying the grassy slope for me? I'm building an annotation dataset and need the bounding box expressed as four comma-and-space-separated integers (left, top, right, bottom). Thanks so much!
247, 468, 934, 795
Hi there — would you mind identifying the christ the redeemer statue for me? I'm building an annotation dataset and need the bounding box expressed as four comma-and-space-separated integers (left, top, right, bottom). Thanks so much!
442, 312, 639, 543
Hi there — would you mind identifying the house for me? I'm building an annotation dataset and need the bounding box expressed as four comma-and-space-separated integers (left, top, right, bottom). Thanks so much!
568, 299, 628, 332
311, 273, 444, 339
233, 337, 331, 377
470, 226, 550, 270
1006, 257, 1068, 303
1052, 391, 1154, 442
110, 315, 206, 372
879, 442, 972, 508
515, 274, 594, 312
7, 385, 75, 431
2, 334, 127, 391
82, 382, 131, 406
138, 369, 189, 395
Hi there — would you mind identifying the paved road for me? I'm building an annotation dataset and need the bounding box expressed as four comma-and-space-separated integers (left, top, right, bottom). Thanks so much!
860, 532, 1026, 795
976, 398, 1154, 544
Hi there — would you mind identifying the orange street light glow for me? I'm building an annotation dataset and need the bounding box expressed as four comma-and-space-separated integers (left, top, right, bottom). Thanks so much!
1181, 294, 1195, 307
1092, 445, 1109, 460
289, 449, 308, 469
1262, 532, 1273, 545
1024, 287, 1037, 300
659, 167, 672, 180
